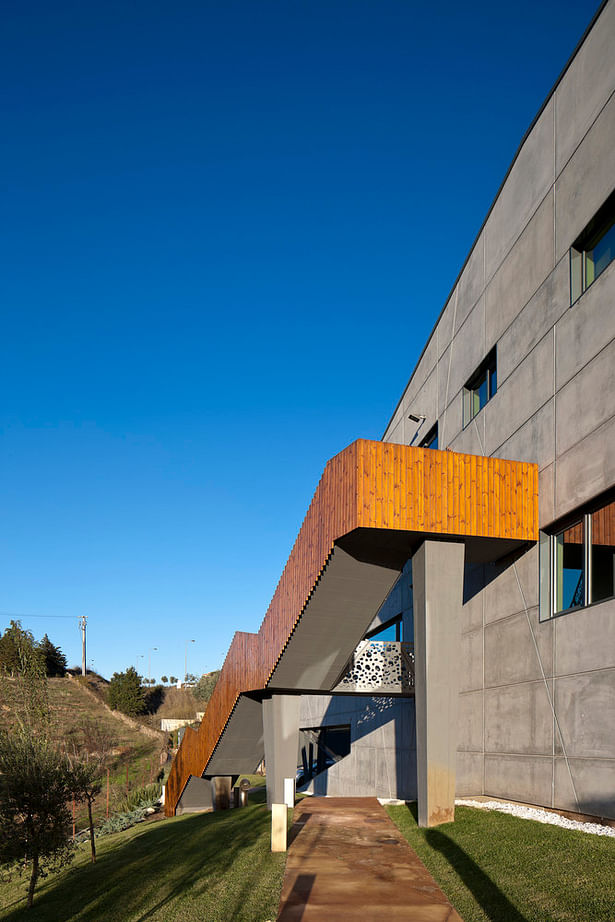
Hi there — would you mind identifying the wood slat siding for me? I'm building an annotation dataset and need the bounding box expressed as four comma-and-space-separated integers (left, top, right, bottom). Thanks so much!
165, 441, 538, 815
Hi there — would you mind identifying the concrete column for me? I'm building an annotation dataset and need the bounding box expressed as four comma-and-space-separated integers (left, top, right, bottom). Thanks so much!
262, 694, 301, 809
413, 539, 465, 827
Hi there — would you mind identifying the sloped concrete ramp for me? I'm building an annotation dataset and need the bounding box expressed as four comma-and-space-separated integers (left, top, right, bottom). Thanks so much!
277, 797, 462, 921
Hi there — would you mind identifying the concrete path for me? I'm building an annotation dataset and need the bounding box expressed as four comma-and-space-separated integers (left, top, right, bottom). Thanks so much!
276, 797, 463, 921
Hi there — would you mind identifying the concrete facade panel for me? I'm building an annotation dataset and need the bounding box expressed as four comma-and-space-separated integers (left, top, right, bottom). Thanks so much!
554, 90, 615, 261
491, 399, 555, 470
485, 190, 554, 348
554, 598, 615, 676
484, 545, 539, 623
402, 364, 438, 432
495, 256, 568, 382
459, 629, 483, 693
554, 414, 615, 518
440, 390, 465, 451
484, 609, 552, 687
484, 680, 553, 755
555, 337, 615, 457
484, 753, 553, 806
554, 757, 615, 818
555, 263, 615, 390
455, 233, 484, 330
485, 97, 554, 282
538, 462, 555, 528
456, 750, 483, 796
555, 669, 615, 759
483, 331, 554, 457
555, 0, 615, 174
436, 289, 457, 360
458, 690, 483, 751
445, 298, 486, 403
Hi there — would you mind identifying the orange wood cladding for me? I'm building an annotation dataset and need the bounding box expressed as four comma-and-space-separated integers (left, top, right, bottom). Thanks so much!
164, 440, 538, 815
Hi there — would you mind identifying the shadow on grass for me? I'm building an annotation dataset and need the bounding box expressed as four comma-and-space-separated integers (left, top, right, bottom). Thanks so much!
4, 791, 281, 922
404, 804, 528, 922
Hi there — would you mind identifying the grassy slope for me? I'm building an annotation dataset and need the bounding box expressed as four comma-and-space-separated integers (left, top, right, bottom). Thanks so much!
0, 791, 284, 922
2, 676, 165, 830
387, 803, 615, 922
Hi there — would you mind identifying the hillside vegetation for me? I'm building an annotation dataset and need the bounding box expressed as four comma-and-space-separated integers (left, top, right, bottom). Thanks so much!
1, 674, 166, 831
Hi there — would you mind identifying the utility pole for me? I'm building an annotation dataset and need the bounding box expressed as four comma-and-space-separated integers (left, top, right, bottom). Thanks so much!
79, 616, 87, 676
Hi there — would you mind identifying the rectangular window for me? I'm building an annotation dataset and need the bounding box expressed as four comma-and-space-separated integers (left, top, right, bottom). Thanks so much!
591, 497, 615, 604
554, 520, 585, 613
570, 188, 615, 304
463, 348, 497, 427
541, 492, 615, 619
418, 422, 438, 450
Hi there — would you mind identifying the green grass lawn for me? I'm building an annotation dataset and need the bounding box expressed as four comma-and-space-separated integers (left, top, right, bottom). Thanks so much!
0, 791, 284, 922
386, 802, 615, 922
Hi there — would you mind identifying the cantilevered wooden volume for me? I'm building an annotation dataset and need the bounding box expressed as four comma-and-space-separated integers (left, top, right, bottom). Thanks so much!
165, 440, 538, 815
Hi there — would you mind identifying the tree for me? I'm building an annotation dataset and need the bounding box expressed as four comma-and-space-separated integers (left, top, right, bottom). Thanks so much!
69, 761, 101, 863
193, 670, 220, 704
107, 667, 146, 717
0, 729, 76, 908
37, 634, 67, 677
169, 675, 178, 685
160, 675, 168, 684
0, 621, 39, 676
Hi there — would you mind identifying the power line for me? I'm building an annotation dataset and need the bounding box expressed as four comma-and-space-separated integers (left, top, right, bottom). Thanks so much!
0, 611, 84, 620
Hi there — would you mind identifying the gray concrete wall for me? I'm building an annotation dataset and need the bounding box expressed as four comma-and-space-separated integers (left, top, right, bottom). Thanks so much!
382, 0, 615, 818
299, 693, 416, 800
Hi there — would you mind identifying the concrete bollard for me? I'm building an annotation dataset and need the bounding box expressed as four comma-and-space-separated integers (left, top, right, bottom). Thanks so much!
271, 803, 287, 852
283, 776, 295, 808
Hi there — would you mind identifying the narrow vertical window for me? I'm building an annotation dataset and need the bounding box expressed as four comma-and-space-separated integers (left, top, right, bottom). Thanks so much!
553, 520, 585, 613
463, 348, 497, 427
570, 189, 615, 304
590, 498, 615, 604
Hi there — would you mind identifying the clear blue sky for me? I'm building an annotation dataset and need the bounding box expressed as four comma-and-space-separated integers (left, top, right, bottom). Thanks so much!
1, 0, 600, 680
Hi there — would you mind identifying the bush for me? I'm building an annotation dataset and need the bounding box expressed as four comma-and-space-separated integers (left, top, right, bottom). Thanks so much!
114, 782, 162, 814
96, 808, 150, 838
107, 667, 146, 717
193, 670, 220, 704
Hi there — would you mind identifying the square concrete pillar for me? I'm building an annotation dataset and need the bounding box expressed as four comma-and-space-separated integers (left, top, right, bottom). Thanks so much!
262, 694, 301, 809
413, 540, 465, 827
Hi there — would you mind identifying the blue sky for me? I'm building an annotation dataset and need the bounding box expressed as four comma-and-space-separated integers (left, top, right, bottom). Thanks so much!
1, 0, 600, 680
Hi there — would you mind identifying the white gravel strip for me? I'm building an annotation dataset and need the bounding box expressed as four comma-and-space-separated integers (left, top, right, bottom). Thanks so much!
455, 799, 615, 837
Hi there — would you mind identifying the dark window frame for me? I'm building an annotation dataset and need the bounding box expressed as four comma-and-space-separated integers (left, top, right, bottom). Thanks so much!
539, 487, 615, 621
463, 347, 497, 428
570, 188, 615, 305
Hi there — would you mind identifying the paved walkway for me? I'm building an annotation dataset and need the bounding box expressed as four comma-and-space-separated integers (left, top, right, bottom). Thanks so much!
276, 797, 463, 921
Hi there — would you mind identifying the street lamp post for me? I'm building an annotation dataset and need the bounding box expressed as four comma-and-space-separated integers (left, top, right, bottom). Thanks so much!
136, 654, 144, 676
148, 647, 158, 686
185, 639, 195, 683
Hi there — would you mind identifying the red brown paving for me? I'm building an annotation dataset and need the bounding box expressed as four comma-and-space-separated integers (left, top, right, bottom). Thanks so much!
276, 797, 463, 922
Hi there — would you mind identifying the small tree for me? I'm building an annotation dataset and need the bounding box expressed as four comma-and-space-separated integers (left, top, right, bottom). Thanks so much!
0, 621, 40, 676
107, 667, 146, 717
37, 634, 67, 677
193, 670, 220, 704
69, 761, 101, 863
169, 675, 178, 685
160, 675, 168, 685
0, 730, 75, 909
